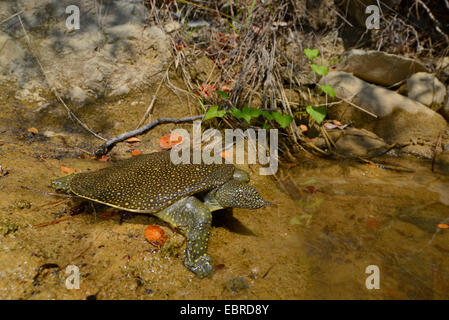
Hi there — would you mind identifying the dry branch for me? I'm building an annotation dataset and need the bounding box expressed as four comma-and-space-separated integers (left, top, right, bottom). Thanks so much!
94, 115, 204, 157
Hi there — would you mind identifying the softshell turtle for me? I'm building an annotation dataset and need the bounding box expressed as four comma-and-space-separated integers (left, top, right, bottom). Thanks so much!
52, 151, 269, 278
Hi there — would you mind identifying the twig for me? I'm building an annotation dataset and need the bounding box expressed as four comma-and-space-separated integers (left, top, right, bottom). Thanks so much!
0, 10, 24, 25
95, 115, 204, 156
339, 97, 378, 118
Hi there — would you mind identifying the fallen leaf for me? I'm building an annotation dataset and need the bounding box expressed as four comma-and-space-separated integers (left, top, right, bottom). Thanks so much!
60, 165, 75, 174
437, 223, 449, 229
299, 124, 308, 132
27, 127, 38, 135
131, 149, 142, 157
144, 225, 166, 248
160, 132, 184, 150
97, 155, 110, 162
365, 164, 377, 169
125, 137, 141, 143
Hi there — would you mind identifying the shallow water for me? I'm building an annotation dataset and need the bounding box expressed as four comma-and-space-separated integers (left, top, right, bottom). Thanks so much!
1, 88, 449, 299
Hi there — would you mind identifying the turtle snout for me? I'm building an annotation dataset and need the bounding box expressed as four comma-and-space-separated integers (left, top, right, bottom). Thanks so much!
215, 180, 269, 209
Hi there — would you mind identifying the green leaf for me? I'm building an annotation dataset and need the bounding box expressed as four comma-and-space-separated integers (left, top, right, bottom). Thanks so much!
214, 90, 229, 100
272, 111, 293, 128
247, 107, 262, 118
304, 48, 319, 61
230, 108, 252, 123
261, 110, 274, 121
318, 85, 336, 97
311, 64, 329, 76
204, 106, 226, 120
263, 121, 270, 129
306, 105, 327, 124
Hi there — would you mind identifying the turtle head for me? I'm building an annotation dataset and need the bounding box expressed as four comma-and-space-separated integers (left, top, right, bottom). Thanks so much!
214, 180, 270, 209
51, 174, 75, 194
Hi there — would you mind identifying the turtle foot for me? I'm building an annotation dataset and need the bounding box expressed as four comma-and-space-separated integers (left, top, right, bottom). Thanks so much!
185, 254, 213, 278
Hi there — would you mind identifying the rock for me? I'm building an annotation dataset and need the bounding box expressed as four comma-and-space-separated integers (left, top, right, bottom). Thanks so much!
441, 89, 449, 121
407, 72, 446, 107
435, 151, 449, 173
340, 49, 427, 86
320, 71, 447, 152
333, 128, 390, 158
0, 0, 170, 105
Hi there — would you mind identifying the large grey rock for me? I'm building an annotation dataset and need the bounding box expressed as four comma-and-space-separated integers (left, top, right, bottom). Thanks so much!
0, 0, 170, 106
340, 49, 427, 86
407, 72, 446, 107
320, 71, 447, 149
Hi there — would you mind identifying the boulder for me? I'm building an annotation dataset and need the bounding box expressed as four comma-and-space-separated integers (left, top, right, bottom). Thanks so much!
320, 71, 447, 155
340, 49, 427, 86
0, 0, 171, 106
333, 128, 390, 158
406, 72, 446, 107
435, 151, 449, 174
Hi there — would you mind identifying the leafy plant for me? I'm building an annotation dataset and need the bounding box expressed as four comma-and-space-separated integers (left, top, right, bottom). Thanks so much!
204, 105, 226, 120
305, 106, 326, 125
303, 48, 339, 124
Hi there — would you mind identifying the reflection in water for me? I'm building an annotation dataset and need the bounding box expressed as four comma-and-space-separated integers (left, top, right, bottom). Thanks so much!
282, 156, 449, 299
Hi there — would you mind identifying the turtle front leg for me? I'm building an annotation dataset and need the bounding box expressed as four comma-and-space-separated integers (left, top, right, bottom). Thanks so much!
154, 196, 213, 278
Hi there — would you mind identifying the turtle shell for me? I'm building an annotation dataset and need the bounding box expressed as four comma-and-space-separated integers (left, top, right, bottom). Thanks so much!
69, 151, 235, 213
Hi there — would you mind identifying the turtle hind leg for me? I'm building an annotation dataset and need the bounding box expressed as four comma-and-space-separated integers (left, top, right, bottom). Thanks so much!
154, 196, 213, 278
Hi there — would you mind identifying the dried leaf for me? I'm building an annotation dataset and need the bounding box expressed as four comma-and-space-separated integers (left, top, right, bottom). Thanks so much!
437, 223, 449, 229
27, 127, 38, 135
159, 133, 183, 150
60, 165, 75, 174
125, 137, 141, 143
144, 225, 166, 248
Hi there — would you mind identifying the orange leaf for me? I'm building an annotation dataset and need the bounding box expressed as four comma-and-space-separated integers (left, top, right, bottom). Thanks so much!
437, 224, 449, 229
144, 225, 166, 248
97, 155, 110, 162
365, 164, 377, 169
27, 127, 38, 134
160, 132, 184, 150
60, 165, 75, 174
131, 149, 142, 157
125, 137, 141, 143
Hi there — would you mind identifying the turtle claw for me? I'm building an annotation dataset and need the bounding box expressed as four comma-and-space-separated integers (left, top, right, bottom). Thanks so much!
185, 254, 213, 278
